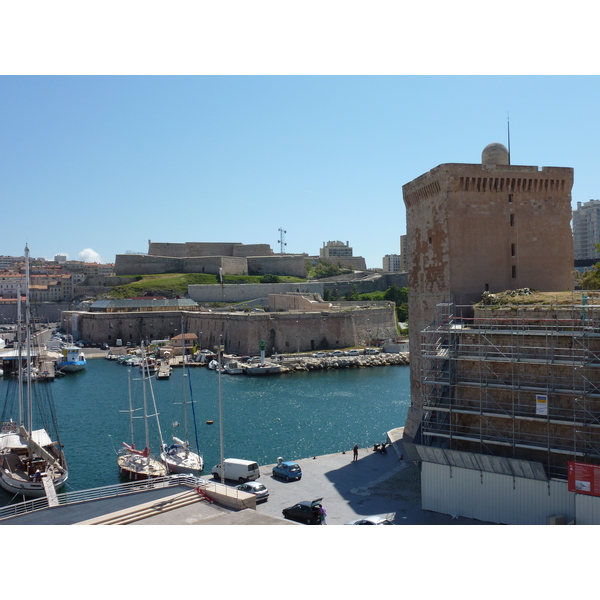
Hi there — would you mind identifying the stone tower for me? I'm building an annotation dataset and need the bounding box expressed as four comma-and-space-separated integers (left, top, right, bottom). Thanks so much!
401, 143, 574, 447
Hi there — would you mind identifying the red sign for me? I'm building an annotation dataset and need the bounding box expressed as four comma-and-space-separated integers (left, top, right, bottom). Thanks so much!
568, 461, 600, 496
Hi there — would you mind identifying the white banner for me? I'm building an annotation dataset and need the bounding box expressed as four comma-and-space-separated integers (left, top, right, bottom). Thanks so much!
536, 394, 548, 415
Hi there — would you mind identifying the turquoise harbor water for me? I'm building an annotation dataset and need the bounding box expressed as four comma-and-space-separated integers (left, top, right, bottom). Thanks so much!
0, 358, 410, 503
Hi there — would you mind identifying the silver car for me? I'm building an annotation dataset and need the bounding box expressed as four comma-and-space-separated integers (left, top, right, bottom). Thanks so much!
235, 481, 270, 502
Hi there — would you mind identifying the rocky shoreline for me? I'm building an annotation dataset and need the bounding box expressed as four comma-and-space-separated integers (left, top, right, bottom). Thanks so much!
274, 352, 409, 374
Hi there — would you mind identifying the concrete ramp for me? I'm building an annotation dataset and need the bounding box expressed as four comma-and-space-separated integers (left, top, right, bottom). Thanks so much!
42, 476, 59, 507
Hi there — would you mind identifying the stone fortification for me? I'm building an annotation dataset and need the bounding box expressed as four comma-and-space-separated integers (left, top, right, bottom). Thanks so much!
114, 253, 305, 278
147, 241, 273, 258
402, 144, 574, 445
188, 282, 324, 303
187, 273, 407, 304
62, 303, 397, 356
247, 255, 307, 277
269, 292, 331, 312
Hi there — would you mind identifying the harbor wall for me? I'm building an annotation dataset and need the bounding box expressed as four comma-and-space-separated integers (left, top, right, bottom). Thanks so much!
61, 304, 398, 355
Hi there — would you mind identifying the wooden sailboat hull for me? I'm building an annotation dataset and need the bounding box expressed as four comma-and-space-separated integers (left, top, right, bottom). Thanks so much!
117, 452, 168, 480
0, 455, 68, 498
162, 450, 204, 475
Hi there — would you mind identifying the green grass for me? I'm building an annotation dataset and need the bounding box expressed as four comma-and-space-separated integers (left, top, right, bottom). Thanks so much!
108, 273, 307, 299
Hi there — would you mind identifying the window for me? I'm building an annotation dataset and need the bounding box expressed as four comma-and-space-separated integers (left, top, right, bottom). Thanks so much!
511, 243, 516, 257
512, 265, 516, 278
510, 214, 515, 226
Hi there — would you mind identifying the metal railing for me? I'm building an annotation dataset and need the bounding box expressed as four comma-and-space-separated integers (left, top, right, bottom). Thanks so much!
0, 474, 207, 522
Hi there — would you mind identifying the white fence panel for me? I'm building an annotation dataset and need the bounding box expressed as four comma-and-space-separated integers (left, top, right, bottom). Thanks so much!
422, 462, 576, 524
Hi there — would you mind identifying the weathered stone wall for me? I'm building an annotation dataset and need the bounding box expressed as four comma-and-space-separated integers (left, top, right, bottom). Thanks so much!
61, 304, 398, 355
402, 157, 574, 444
188, 282, 324, 303
247, 255, 307, 277
233, 244, 273, 257
114, 254, 183, 275
269, 293, 330, 312
147, 242, 274, 258
115, 253, 305, 278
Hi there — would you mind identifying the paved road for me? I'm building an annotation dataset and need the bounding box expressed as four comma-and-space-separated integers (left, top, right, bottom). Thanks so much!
208, 444, 488, 525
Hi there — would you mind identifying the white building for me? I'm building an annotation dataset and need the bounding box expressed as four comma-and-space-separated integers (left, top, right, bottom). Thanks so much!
382, 254, 401, 272
573, 199, 600, 261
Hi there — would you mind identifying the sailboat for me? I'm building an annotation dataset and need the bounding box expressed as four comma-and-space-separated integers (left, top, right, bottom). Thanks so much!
161, 316, 203, 475
117, 347, 168, 480
0, 245, 68, 498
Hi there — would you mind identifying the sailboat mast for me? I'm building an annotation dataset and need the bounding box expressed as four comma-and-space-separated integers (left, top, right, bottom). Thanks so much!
16, 285, 23, 426
25, 244, 33, 435
127, 369, 134, 447
141, 346, 150, 455
181, 315, 188, 444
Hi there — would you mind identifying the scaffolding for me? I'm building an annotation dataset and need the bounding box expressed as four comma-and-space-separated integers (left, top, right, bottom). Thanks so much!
420, 301, 600, 479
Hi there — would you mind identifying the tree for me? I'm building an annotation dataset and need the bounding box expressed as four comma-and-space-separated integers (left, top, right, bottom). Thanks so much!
579, 244, 600, 290
260, 274, 280, 283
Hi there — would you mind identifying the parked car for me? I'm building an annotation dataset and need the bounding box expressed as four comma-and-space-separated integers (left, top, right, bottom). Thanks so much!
347, 349, 360, 356
344, 516, 394, 525
330, 350, 345, 357
102, 342, 109, 350
312, 352, 326, 358
235, 481, 269, 502
272, 460, 302, 481
365, 348, 380, 355
282, 498, 323, 524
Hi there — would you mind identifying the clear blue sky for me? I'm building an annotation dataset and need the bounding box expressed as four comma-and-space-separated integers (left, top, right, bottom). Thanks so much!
1, 75, 599, 269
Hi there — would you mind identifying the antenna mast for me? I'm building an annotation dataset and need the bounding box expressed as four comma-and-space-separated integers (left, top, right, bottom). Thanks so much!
507, 112, 511, 165
277, 227, 287, 254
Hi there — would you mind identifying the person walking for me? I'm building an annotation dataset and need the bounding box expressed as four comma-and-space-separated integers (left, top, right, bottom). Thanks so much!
353, 444, 359, 461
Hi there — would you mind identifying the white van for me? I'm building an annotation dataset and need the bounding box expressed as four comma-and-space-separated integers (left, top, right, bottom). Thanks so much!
212, 458, 260, 483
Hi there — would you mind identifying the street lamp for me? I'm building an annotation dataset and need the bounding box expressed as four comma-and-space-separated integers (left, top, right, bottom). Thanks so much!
296, 320, 299, 354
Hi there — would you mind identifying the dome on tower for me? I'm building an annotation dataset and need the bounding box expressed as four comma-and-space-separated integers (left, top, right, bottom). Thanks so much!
482, 143, 509, 166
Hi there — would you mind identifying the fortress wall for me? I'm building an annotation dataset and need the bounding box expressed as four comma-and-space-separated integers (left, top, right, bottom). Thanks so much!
184, 256, 248, 275
63, 303, 397, 355
247, 256, 308, 277
233, 244, 273, 257
188, 282, 324, 303
114, 254, 184, 275
147, 243, 190, 257
185, 242, 238, 256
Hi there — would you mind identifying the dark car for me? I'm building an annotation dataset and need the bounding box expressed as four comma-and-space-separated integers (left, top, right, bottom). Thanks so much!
282, 498, 323, 525
272, 460, 302, 481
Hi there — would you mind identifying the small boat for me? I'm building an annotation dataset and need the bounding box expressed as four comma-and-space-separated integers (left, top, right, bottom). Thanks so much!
208, 359, 219, 370
223, 360, 244, 375
56, 346, 86, 372
156, 362, 172, 380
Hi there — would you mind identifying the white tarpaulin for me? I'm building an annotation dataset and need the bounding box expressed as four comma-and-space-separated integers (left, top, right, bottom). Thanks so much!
0, 429, 54, 450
